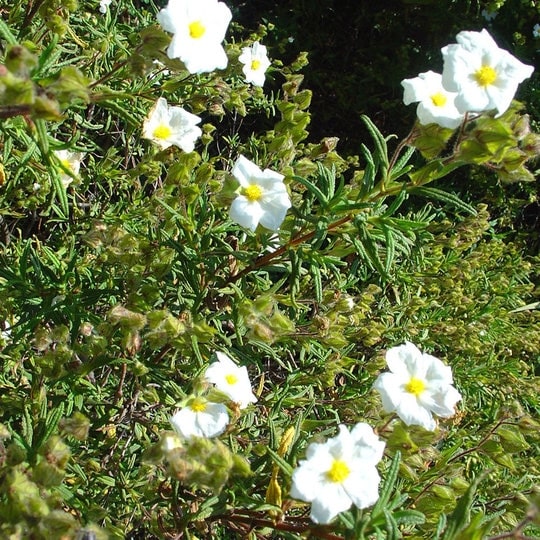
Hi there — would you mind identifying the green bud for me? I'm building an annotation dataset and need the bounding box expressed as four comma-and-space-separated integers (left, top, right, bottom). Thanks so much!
497, 426, 530, 452
449, 477, 470, 494
386, 422, 419, 454
431, 484, 456, 502
411, 123, 454, 159
41, 435, 71, 469
289, 53, 309, 73
33, 92, 62, 120
5, 45, 38, 76
6, 469, 49, 518
47, 14, 68, 36
33, 460, 65, 487
282, 74, 304, 96
108, 305, 147, 330
138, 26, 172, 56
231, 453, 252, 477
521, 133, 540, 156
38, 510, 78, 538
6, 442, 27, 465
59, 412, 90, 441
293, 89, 312, 110
49, 66, 90, 106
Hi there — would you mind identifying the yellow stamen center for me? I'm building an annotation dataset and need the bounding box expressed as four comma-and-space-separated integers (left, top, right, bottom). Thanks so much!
190, 398, 207, 412
60, 159, 73, 172
225, 374, 238, 385
430, 92, 447, 107
189, 21, 206, 39
326, 459, 350, 483
474, 65, 497, 87
153, 124, 172, 140
251, 59, 261, 71
244, 184, 263, 202
405, 377, 426, 397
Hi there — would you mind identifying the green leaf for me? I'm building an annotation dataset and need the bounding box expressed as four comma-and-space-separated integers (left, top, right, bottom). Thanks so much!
0, 18, 17, 45
441, 472, 485, 540
408, 159, 464, 186
293, 174, 329, 207
371, 451, 401, 519
409, 186, 477, 215
361, 115, 389, 169
393, 509, 426, 526
358, 143, 376, 199
384, 507, 400, 540
266, 447, 294, 477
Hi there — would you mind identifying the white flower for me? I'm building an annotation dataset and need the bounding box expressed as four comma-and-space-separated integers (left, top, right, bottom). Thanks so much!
54, 150, 83, 188
290, 423, 385, 524
157, 0, 232, 74
170, 397, 229, 438
534, 24, 540, 39
142, 97, 202, 152
239, 41, 271, 87
99, 0, 112, 13
481, 8, 498, 22
401, 70, 465, 129
441, 28, 534, 116
230, 155, 291, 232
204, 351, 257, 409
373, 342, 462, 431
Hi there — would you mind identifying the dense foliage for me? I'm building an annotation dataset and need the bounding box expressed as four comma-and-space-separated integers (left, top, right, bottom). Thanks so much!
0, 1, 539, 539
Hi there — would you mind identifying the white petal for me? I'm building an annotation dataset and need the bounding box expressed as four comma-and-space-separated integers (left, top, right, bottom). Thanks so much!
230, 197, 265, 231
343, 465, 381, 509
194, 403, 229, 437
350, 422, 385, 465
309, 484, 352, 524
232, 155, 264, 187
170, 408, 199, 438
373, 372, 404, 412
386, 342, 420, 378
395, 393, 436, 430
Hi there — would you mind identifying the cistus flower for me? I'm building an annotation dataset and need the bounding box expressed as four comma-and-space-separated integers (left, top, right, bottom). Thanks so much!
142, 97, 202, 152
401, 70, 464, 129
204, 352, 257, 409
156, 0, 232, 74
239, 41, 271, 87
441, 29, 534, 116
54, 150, 83, 188
230, 155, 291, 232
373, 342, 462, 431
170, 397, 229, 438
290, 423, 385, 524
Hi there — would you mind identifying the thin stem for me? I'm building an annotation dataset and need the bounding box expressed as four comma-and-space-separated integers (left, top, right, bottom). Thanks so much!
210, 512, 343, 539
386, 125, 419, 180
89, 59, 131, 89
18, 0, 47, 38
226, 215, 351, 284
486, 515, 535, 540
447, 416, 507, 464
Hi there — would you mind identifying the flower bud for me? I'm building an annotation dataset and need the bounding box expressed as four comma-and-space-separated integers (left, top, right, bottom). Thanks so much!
33, 460, 65, 487
60, 412, 90, 441
41, 435, 71, 469
5, 45, 37, 76
108, 305, 147, 330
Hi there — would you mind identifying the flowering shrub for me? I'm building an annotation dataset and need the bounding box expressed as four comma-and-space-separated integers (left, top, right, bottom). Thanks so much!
0, 1, 539, 539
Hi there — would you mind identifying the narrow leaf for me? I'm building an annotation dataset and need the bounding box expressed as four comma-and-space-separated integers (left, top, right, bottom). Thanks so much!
410, 186, 477, 215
